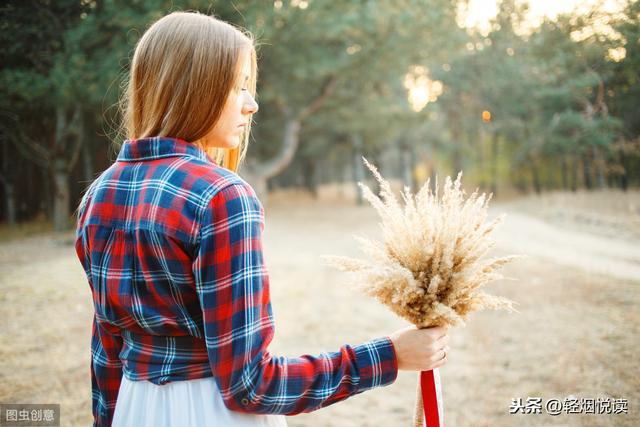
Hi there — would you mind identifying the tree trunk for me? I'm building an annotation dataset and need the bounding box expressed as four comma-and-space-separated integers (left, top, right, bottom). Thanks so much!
302, 157, 318, 198
490, 133, 499, 196
429, 167, 438, 194
11, 104, 83, 226
560, 155, 569, 191
243, 76, 339, 200
592, 145, 605, 188
82, 137, 94, 183
0, 134, 17, 226
341, 158, 351, 199
530, 156, 541, 194
452, 146, 463, 178
52, 157, 70, 232
42, 167, 52, 220
619, 149, 628, 191
582, 150, 593, 190
570, 155, 578, 192
242, 116, 301, 204
1, 181, 16, 226
51, 105, 83, 231
352, 133, 365, 205
477, 128, 486, 191
401, 143, 414, 192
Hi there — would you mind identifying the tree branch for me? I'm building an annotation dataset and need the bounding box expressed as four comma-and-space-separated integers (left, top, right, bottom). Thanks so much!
298, 74, 340, 121
15, 126, 51, 168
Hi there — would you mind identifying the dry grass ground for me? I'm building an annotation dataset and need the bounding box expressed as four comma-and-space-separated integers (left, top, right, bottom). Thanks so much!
500, 188, 640, 242
0, 189, 638, 426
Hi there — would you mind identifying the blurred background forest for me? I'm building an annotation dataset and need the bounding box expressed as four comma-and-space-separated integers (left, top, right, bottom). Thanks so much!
1, 2, 639, 426
1, 0, 639, 232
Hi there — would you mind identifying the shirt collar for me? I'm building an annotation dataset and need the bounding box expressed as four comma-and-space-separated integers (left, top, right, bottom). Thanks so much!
116, 137, 215, 163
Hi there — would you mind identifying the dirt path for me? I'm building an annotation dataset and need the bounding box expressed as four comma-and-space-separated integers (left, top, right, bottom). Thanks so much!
493, 207, 640, 282
0, 197, 637, 427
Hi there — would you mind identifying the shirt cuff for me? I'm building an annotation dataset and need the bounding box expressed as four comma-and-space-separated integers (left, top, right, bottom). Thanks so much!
352, 336, 399, 392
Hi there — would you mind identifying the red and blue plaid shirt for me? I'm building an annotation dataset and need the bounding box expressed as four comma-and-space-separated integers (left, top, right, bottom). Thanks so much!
74, 137, 398, 427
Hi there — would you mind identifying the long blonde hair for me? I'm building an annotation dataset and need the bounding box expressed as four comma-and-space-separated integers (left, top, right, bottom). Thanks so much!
121, 11, 257, 172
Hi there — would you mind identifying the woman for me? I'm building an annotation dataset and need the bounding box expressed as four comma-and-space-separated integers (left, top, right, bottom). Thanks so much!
74, 11, 449, 427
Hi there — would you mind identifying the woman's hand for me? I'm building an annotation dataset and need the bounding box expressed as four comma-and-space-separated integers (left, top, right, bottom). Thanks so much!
389, 325, 449, 371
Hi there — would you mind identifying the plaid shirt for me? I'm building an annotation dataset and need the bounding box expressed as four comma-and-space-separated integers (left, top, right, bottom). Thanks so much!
74, 137, 398, 427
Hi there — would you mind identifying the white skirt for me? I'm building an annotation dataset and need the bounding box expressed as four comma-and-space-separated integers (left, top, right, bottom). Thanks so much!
112, 375, 288, 427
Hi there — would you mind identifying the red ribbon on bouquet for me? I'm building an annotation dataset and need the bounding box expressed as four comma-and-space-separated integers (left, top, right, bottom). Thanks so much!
414, 368, 444, 427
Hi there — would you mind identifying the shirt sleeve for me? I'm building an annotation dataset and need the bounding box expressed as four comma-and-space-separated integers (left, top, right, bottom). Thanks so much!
75, 192, 123, 427
90, 314, 124, 427
192, 182, 398, 415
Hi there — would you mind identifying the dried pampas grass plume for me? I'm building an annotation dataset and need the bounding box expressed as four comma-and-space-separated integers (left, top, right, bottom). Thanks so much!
322, 157, 522, 329
322, 157, 523, 427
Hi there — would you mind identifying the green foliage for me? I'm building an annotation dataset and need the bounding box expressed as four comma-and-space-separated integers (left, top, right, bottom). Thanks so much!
1, 0, 639, 225
423, 0, 637, 190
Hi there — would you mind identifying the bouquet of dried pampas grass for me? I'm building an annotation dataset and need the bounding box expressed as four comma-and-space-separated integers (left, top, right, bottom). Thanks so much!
322, 158, 522, 427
